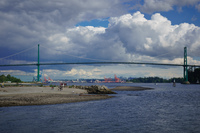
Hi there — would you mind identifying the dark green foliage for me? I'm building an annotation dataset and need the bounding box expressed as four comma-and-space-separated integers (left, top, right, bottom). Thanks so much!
0, 75, 6, 82
39, 84, 43, 87
0, 74, 22, 83
167, 77, 184, 83
128, 77, 184, 83
188, 67, 200, 84
69, 85, 75, 88
49, 85, 56, 87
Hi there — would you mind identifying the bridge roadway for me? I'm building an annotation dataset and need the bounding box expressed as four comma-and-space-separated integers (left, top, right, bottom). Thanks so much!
0, 62, 200, 67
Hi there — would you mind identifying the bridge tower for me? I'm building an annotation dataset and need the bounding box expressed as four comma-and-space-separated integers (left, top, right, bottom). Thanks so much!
37, 44, 40, 82
183, 47, 190, 84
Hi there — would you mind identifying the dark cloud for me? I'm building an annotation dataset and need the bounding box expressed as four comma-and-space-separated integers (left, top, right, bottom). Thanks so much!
139, 0, 200, 13
0, 0, 128, 51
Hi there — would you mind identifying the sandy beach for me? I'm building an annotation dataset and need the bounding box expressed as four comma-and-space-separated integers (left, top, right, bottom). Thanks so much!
0, 87, 113, 107
0, 86, 153, 107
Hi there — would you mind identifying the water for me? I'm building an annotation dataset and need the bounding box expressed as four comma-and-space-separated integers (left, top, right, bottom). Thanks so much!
0, 83, 200, 133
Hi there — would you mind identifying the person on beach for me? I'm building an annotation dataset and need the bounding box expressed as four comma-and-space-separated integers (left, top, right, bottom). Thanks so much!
58, 85, 63, 91
1, 83, 4, 88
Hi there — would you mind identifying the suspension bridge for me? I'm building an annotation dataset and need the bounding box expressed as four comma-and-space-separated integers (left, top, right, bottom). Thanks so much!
1, 44, 200, 83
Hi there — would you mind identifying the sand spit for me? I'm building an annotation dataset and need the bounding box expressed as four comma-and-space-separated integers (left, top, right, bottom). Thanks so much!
0, 87, 113, 107
112, 86, 153, 91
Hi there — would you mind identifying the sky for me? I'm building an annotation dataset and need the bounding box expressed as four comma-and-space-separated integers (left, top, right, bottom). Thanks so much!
0, 0, 200, 81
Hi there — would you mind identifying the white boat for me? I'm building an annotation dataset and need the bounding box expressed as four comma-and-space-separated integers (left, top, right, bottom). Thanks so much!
173, 79, 176, 87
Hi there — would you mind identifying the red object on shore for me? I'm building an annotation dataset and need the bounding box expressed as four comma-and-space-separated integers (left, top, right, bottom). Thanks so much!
103, 74, 121, 83
114, 74, 121, 83
60, 82, 67, 86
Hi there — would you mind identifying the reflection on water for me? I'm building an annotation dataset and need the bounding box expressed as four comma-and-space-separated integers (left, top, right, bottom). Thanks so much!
0, 83, 200, 133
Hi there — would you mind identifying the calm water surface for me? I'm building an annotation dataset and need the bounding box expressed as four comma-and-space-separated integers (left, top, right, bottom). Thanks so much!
0, 83, 200, 133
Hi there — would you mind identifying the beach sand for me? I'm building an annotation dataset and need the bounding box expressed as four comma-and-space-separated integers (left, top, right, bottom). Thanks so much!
0, 87, 113, 107
111, 86, 153, 91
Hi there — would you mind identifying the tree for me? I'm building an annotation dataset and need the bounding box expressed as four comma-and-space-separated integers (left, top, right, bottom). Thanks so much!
127, 76, 184, 83
0, 75, 6, 82
0, 74, 22, 83
188, 67, 200, 83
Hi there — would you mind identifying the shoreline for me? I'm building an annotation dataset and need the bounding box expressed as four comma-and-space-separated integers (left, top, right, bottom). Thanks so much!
0, 87, 113, 107
0, 86, 153, 107
111, 86, 153, 91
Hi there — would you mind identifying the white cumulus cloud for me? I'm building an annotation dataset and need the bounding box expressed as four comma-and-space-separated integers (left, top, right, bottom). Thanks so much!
50, 12, 200, 65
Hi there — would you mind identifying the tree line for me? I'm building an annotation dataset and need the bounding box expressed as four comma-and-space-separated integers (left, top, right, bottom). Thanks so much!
188, 67, 200, 84
0, 74, 22, 83
127, 77, 184, 83
128, 67, 200, 84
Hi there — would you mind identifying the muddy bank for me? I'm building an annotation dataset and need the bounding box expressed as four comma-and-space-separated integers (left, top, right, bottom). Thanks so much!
111, 86, 153, 91
0, 93, 113, 107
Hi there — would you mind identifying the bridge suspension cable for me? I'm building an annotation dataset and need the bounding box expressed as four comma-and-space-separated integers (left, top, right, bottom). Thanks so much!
153, 52, 172, 58
0, 46, 37, 60
40, 44, 114, 62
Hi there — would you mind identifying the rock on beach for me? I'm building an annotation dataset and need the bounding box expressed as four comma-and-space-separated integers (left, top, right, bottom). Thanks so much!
69, 85, 116, 94
83, 85, 117, 94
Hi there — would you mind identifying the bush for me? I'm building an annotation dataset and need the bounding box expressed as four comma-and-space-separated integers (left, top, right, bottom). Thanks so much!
0, 74, 22, 83
50, 85, 56, 87
39, 84, 43, 87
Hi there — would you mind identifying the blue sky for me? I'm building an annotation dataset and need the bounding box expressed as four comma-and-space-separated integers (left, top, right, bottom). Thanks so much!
77, 5, 200, 27
160, 7, 200, 26
0, 0, 200, 81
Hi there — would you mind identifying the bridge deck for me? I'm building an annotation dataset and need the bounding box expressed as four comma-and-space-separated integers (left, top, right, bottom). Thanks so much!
0, 62, 200, 67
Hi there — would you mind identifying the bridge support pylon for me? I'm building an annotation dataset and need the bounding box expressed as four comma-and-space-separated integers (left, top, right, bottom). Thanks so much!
183, 47, 190, 84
